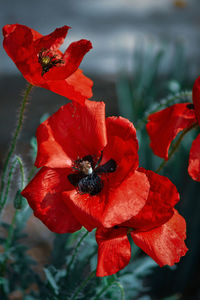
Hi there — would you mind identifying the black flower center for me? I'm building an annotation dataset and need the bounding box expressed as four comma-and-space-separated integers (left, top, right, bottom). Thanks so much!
187, 103, 194, 110
68, 154, 117, 196
38, 48, 64, 76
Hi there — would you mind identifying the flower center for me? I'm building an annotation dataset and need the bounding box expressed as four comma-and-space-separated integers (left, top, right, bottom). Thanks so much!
187, 103, 194, 110
68, 154, 117, 196
79, 160, 93, 175
38, 48, 64, 76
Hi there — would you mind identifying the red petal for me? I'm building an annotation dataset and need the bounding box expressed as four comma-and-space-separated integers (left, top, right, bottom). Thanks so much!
45, 39, 92, 80
188, 133, 200, 181
35, 100, 107, 168
146, 103, 196, 160
123, 168, 179, 231
33, 25, 70, 53
131, 210, 188, 266
62, 170, 149, 231
193, 76, 200, 126
96, 227, 131, 276
3, 24, 34, 63
101, 116, 139, 187
21, 167, 81, 233
3, 24, 46, 86
44, 69, 93, 103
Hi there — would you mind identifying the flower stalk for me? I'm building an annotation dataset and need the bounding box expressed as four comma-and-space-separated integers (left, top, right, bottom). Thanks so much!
0, 84, 32, 209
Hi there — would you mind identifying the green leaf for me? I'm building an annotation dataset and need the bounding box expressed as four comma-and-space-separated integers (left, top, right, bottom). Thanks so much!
44, 267, 59, 296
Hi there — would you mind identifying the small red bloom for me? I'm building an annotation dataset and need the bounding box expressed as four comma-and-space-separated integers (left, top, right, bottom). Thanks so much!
147, 77, 200, 181
95, 170, 188, 277
22, 100, 150, 233
3, 24, 93, 104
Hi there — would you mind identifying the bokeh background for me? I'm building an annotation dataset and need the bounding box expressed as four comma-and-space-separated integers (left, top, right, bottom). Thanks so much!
1, 0, 200, 299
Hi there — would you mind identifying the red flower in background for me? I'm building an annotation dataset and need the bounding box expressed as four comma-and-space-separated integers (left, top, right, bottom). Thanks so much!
96, 169, 188, 276
21, 100, 150, 233
3, 24, 93, 104
147, 77, 200, 181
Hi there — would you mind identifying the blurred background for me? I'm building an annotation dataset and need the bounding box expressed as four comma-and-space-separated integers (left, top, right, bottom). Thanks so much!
0, 0, 200, 299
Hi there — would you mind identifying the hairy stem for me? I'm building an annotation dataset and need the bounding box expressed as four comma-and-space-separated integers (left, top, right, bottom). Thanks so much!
0, 83, 33, 206
67, 230, 89, 276
94, 280, 125, 300
1, 156, 25, 211
70, 270, 96, 300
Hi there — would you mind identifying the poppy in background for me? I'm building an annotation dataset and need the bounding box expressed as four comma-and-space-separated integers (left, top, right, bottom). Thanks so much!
147, 76, 200, 181
3, 24, 93, 104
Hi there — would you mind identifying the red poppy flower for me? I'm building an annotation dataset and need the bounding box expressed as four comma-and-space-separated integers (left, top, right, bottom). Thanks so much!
146, 77, 200, 181
3, 24, 93, 104
22, 100, 151, 233
95, 169, 188, 276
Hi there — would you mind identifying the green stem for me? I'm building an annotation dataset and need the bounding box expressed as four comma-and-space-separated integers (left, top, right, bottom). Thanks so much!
0, 83, 33, 205
1, 156, 25, 213
27, 165, 37, 182
113, 281, 125, 300
94, 280, 125, 300
0, 210, 18, 276
67, 230, 89, 276
0, 155, 25, 275
70, 270, 96, 300
16, 156, 25, 189
5, 211, 18, 252
156, 122, 198, 173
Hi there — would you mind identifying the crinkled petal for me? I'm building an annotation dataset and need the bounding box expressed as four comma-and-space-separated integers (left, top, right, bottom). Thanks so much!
45, 39, 92, 80
21, 167, 81, 233
96, 227, 131, 276
123, 168, 179, 231
3, 24, 34, 63
131, 210, 188, 266
146, 103, 197, 160
44, 69, 93, 103
193, 76, 200, 126
62, 170, 149, 231
188, 133, 200, 181
33, 25, 70, 53
101, 116, 139, 187
3, 24, 46, 86
35, 100, 107, 169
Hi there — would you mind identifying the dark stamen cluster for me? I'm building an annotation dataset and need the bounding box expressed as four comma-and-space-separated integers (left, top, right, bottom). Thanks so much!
187, 103, 195, 110
38, 48, 64, 76
68, 155, 116, 196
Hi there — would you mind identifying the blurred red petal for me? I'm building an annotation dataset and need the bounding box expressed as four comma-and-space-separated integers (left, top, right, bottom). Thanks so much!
21, 167, 81, 233
193, 76, 200, 126
131, 210, 188, 266
35, 100, 107, 168
146, 103, 196, 160
96, 227, 131, 276
188, 133, 200, 181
